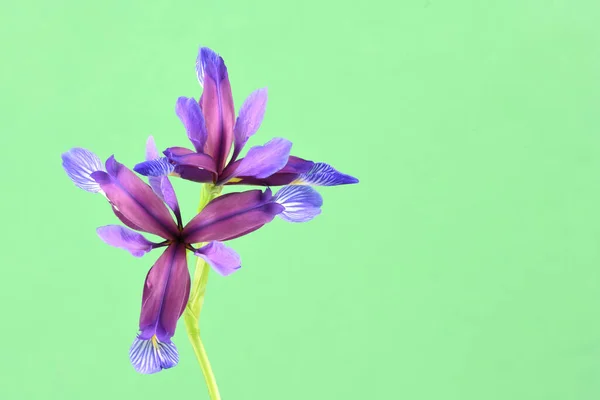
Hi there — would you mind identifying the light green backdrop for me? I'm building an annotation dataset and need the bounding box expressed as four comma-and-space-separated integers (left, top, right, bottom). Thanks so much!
2, 1, 600, 399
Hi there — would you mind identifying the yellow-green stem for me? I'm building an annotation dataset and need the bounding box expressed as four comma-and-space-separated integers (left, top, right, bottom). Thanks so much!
184, 183, 222, 400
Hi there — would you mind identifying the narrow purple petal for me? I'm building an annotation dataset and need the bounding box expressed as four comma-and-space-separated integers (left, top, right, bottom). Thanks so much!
145, 137, 182, 226
96, 225, 155, 257
292, 162, 359, 186
91, 156, 179, 239
61, 148, 105, 193
145, 136, 159, 160
196, 47, 235, 173
223, 138, 291, 183
182, 189, 284, 243
194, 241, 241, 277
223, 156, 314, 186
232, 88, 268, 161
139, 243, 190, 342
176, 96, 207, 153
274, 186, 323, 223
129, 336, 179, 374
173, 165, 216, 183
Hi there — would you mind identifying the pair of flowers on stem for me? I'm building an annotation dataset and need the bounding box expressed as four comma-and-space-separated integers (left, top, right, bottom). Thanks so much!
62, 47, 357, 382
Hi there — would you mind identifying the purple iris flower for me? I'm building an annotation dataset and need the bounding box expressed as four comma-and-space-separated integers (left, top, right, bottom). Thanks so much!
134, 47, 359, 188
61, 145, 322, 374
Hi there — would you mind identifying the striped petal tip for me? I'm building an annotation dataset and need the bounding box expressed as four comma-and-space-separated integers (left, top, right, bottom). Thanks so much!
129, 336, 179, 374
61, 148, 106, 193
274, 186, 323, 223
133, 158, 175, 177
292, 162, 358, 186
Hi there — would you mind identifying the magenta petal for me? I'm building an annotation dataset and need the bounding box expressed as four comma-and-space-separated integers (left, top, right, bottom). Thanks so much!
196, 47, 235, 173
232, 88, 268, 161
182, 189, 284, 243
164, 147, 217, 173
194, 241, 241, 276
96, 225, 155, 257
91, 157, 179, 239
139, 243, 190, 342
173, 165, 217, 183
176, 96, 207, 153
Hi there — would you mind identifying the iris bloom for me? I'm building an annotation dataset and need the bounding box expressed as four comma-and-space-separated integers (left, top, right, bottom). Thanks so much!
134, 47, 359, 188
61, 146, 322, 374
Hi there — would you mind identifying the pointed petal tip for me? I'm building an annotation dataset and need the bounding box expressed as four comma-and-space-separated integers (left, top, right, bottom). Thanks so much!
129, 336, 179, 375
145, 136, 158, 161
61, 147, 106, 193
294, 162, 359, 186
196, 47, 227, 87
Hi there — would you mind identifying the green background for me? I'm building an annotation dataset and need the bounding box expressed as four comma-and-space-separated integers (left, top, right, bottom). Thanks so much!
2, 0, 600, 399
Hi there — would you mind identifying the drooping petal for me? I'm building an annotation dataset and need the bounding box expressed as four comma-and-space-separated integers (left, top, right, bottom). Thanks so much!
182, 189, 284, 243
61, 148, 106, 193
129, 336, 179, 374
194, 241, 241, 276
145, 137, 182, 226
134, 158, 175, 177
91, 156, 179, 239
176, 96, 207, 153
220, 138, 291, 184
139, 243, 190, 342
196, 47, 235, 173
223, 155, 314, 186
96, 225, 156, 257
274, 186, 323, 223
232, 88, 268, 161
292, 162, 359, 186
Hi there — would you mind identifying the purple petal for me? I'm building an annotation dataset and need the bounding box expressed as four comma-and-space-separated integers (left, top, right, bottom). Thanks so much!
196, 47, 235, 173
61, 148, 105, 193
274, 186, 323, 223
145, 137, 182, 226
182, 189, 284, 243
232, 88, 268, 161
91, 156, 179, 239
139, 243, 190, 342
129, 336, 179, 374
176, 96, 207, 153
292, 162, 359, 186
194, 241, 241, 276
96, 225, 156, 257
223, 155, 314, 186
223, 138, 292, 183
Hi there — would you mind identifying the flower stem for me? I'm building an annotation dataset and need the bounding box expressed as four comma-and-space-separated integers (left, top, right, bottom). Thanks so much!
184, 183, 223, 400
